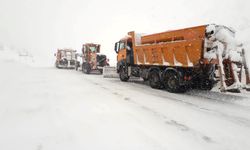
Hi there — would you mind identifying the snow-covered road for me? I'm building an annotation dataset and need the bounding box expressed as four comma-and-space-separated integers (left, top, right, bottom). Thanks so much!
1, 58, 250, 150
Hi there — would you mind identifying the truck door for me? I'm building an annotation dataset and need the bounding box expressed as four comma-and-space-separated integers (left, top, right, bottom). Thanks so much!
117, 41, 127, 63
126, 41, 134, 65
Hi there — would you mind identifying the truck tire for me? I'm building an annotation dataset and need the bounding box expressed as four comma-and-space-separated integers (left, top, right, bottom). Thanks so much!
164, 71, 185, 93
199, 79, 213, 91
75, 62, 80, 71
75, 65, 78, 71
99, 69, 103, 74
142, 77, 148, 81
149, 70, 162, 89
55, 62, 58, 68
55, 62, 62, 69
119, 66, 130, 82
82, 63, 91, 74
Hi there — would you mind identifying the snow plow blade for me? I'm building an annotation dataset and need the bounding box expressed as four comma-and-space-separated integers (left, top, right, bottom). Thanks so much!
216, 48, 250, 93
103, 66, 119, 78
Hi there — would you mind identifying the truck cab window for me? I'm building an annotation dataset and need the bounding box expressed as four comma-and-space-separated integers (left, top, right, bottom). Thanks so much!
119, 42, 125, 50
89, 46, 96, 52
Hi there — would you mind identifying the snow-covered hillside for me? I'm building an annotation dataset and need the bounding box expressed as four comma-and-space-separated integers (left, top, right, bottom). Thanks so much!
0, 45, 35, 65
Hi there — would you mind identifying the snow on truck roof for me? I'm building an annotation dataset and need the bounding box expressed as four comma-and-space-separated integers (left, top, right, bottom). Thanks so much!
120, 24, 229, 42
142, 25, 207, 37
83, 43, 100, 46
58, 49, 76, 52
120, 35, 132, 41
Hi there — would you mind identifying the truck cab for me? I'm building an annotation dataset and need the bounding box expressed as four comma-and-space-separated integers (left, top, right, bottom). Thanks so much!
114, 36, 134, 72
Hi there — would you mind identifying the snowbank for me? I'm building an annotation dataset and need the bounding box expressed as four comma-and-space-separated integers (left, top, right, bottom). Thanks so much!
0, 45, 35, 66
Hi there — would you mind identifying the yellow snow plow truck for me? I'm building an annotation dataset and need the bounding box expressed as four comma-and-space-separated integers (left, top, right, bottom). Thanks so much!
114, 24, 250, 93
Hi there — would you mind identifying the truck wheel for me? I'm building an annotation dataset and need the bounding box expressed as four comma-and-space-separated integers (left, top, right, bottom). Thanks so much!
164, 71, 184, 93
55, 62, 58, 68
142, 77, 148, 81
75, 65, 78, 71
199, 79, 213, 91
99, 69, 103, 74
119, 66, 130, 82
82, 63, 90, 74
55, 62, 60, 69
149, 70, 162, 89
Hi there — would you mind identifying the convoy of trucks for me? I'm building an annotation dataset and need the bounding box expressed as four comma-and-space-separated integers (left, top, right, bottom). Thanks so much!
55, 24, 250, 93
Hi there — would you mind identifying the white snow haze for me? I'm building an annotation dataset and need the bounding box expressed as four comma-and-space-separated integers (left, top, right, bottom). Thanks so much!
1, 0, 250, 150
1, 0, 250, 65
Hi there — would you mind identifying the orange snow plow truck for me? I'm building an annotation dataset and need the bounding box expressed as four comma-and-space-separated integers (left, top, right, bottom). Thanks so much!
114, 25, 250, 93
82, 43, 109, 74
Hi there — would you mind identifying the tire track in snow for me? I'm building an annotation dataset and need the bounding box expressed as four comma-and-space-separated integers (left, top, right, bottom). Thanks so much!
78, 72, 250, 131
80, 74, 250, 129
117, 79, 250, 128
74, 73, 250, 145
81, 76, 215, 144
120, 94, 215, 144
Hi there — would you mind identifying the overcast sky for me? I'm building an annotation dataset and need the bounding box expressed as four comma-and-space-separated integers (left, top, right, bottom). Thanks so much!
0, 0, 250, 65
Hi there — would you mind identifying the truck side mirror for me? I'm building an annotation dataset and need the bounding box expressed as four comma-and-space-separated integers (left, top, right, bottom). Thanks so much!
114, 42, 119, 53
54, 53, 56, 57
97, 45, 100, 53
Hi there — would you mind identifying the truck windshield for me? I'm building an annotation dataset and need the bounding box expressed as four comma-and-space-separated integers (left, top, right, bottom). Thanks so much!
66, 52, 71, 56
66, 51, 73, 59
89, 46, 96, 52
119, 42, 125, 50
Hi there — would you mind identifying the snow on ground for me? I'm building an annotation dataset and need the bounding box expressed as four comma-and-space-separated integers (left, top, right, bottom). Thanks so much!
1, 50, 250, 150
